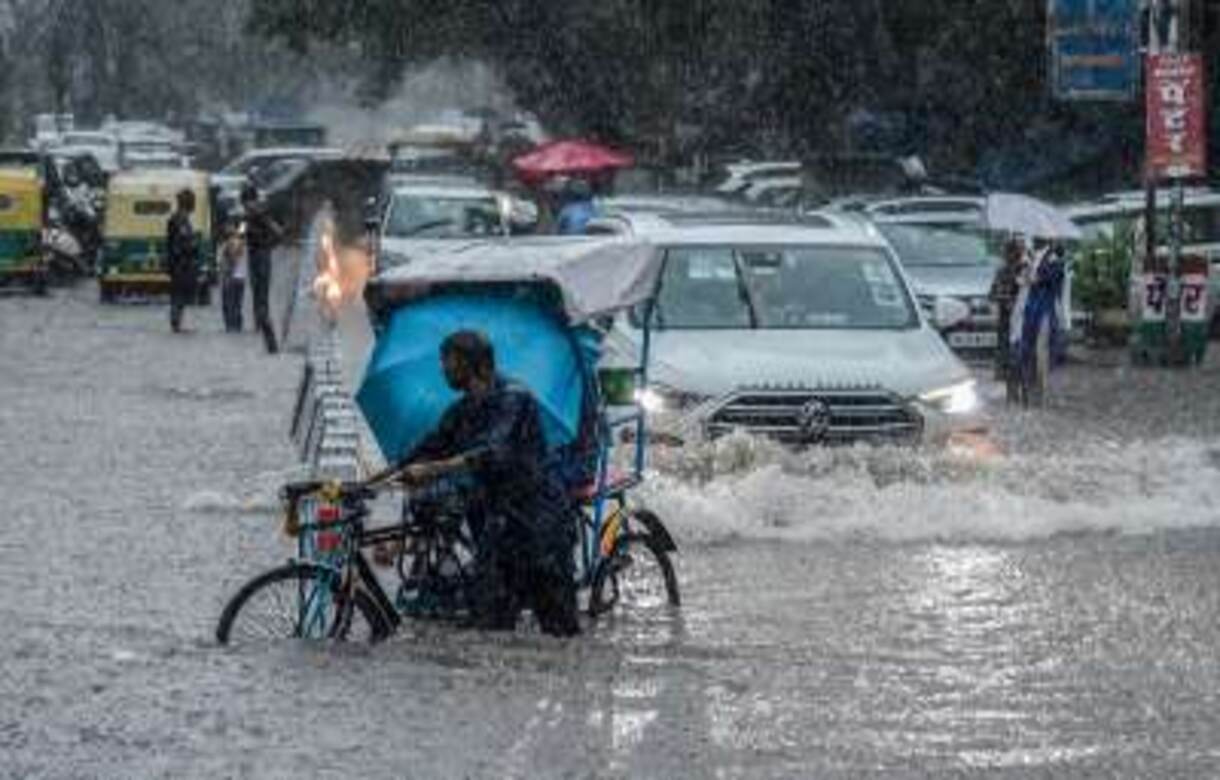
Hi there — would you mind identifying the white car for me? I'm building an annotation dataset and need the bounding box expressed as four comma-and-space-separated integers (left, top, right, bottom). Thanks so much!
593, 211, 985, 446
52, 131, 121, 173
376, 180, 532, 269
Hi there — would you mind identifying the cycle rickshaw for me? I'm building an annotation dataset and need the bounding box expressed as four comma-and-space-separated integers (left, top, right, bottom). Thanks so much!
217, 239, 679, 644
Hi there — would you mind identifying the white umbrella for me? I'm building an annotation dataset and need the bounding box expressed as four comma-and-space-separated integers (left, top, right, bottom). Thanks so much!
985, 193, 1082, 241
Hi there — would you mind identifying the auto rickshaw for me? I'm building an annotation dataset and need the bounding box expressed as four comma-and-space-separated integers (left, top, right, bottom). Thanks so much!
0, 168, 49, 295
98, 169, 214, 303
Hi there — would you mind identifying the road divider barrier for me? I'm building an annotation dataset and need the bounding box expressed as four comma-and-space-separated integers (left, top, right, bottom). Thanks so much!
290, 327, 366, 481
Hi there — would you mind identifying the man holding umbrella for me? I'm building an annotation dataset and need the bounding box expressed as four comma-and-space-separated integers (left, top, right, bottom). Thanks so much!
984, 194, 1080, 407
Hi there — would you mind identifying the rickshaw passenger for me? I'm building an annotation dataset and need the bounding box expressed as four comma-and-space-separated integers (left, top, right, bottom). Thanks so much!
400, 330, 581, 637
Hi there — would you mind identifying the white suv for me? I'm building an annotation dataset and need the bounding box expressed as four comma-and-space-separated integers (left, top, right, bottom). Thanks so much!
589, 210, 986, 446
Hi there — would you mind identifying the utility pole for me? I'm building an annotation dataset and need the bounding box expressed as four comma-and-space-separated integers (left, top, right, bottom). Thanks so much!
1145, 0, 1190, 363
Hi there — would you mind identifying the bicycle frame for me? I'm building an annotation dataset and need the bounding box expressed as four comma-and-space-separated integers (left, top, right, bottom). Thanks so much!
575, 297, 655, 587
287, 487, 403, 638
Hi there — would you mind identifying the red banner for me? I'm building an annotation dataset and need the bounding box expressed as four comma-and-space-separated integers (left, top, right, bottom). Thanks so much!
1145, 53, 1207, 181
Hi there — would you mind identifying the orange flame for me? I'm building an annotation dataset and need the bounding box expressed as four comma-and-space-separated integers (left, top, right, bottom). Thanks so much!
311, 214, 371, 321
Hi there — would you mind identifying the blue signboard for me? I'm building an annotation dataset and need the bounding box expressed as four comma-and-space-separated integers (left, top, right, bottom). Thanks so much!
1049, 0, 1140, 101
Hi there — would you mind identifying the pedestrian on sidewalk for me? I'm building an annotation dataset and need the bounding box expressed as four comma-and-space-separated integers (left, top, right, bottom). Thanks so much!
241, 184, 285, 354
217, 212, 247, 333
166, 189, 200, 333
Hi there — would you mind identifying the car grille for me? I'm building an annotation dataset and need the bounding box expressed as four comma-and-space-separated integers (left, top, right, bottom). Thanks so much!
706, 387, 923, 445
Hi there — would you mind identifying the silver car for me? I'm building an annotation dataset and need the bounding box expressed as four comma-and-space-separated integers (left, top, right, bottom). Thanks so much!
375, 180, 533, 269
873, 222, 1002, 357
595, 211, 985, 447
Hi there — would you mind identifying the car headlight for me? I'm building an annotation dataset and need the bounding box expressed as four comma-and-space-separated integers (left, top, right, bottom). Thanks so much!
919, 380, 980, 415
633, 384, 708, 415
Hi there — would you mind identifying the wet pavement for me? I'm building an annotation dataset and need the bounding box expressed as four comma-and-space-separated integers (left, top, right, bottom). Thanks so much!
4, 284, 1220, 778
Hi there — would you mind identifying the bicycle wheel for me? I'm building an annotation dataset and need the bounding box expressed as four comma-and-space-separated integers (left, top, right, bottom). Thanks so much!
589, 531, 680, 617
216, 562, 390, 646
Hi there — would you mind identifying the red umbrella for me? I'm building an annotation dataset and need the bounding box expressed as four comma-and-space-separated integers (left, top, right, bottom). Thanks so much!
511, 139, 634, 186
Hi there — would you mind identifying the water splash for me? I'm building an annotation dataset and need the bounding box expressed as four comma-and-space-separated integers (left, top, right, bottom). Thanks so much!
635, 432, 1220, 543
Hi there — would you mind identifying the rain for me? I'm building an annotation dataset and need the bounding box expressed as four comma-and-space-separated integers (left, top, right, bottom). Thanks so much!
3, 2, 1220, 778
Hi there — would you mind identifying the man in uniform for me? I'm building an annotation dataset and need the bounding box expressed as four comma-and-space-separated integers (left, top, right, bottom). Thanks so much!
399, 330, 581, 637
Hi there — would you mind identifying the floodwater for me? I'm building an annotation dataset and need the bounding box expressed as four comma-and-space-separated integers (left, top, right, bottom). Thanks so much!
3, 282, 1220, 778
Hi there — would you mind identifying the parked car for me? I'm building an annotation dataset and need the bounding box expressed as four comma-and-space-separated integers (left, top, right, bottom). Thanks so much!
120, 140, 188, 171
866, 195, 1084, 350
863, 196, 984, 228
713, 160, 802, 197
51, 130, 121, 174
375, 180, 529, 270
214, 146, 344, 192
871, 222, 1001, 359
211, 146, 346, 223
590, 210, 984, 447
30, 113, 74, 151
592, 194, 739, 217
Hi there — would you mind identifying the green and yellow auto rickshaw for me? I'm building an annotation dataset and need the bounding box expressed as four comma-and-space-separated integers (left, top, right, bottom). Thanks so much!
98, 169, 214, 303
0, 168, 48, 294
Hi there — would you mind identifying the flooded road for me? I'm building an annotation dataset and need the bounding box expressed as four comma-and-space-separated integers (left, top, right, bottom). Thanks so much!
4, 284, 1220, 778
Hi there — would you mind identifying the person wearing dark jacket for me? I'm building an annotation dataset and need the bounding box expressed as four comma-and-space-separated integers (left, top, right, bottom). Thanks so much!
399, 330, 581, 637
165, 189, 199, 333
989, 237, 1024, 401
241, 185, 284, 354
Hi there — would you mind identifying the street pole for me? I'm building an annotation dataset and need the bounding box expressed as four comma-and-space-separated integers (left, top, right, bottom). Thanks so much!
1149, 0, 1189, 363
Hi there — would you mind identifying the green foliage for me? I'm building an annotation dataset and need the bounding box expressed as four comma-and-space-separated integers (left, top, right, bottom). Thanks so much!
1075, 222, 1135, 314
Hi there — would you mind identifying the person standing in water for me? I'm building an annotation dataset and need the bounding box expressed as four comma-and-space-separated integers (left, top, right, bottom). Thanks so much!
241, 185, 285, 354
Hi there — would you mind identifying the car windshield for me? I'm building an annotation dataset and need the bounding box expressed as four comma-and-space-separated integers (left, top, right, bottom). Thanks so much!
877, 224, 998, 267
651, 245, 917, 330
384, 193, 503, 238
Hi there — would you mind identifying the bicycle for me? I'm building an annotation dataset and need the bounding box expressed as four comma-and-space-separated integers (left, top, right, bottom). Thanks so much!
216, 469, 679, 645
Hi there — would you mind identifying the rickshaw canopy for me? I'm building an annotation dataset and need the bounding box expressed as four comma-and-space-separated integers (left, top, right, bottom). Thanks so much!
358, 238, 660, 463
104, 169, 211, 239
364, 237, 662, 325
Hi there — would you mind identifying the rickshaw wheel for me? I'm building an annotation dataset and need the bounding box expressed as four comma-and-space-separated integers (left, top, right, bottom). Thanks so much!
588, 531, 680, 617
216, 562, 391, 646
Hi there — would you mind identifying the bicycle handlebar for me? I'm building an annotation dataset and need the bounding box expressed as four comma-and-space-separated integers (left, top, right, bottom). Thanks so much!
280, 471, 403, 504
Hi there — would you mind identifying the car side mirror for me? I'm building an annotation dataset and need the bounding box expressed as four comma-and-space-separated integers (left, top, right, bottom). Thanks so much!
933, 296, 971, 330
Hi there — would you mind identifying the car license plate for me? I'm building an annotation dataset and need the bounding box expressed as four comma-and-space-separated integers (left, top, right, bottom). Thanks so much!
947, 331, 997, 349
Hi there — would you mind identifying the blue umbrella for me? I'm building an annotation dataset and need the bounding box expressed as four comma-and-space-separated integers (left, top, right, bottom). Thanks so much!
356, 293, 589, 463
